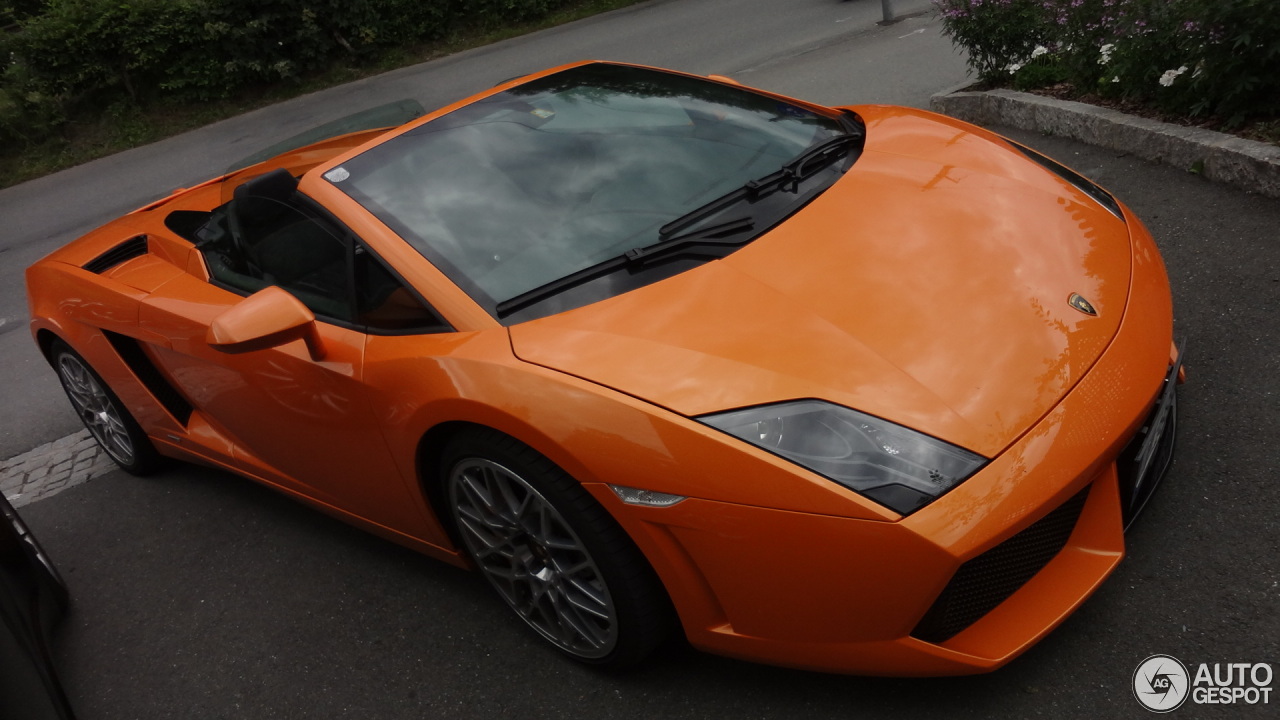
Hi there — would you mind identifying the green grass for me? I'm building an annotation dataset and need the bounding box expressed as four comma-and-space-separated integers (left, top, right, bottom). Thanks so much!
0, 0, 648, 189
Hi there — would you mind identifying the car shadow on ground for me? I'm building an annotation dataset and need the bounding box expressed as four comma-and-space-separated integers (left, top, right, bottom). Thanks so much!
16, 461, 1107, 720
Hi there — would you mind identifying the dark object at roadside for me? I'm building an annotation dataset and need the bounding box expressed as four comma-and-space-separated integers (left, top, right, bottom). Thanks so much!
0, 494, 76, 720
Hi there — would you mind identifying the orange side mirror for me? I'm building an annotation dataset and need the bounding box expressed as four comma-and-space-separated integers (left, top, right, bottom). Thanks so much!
207, 286, 326, 360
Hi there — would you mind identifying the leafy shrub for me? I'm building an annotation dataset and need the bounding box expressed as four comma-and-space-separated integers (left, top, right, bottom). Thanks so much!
11, 0, 199, 104
935, 0, 1050, 81
468, 0, 557, 24
0, 0, 573, 146
937, 0, 1280, 126
1174, 0, 1280, 122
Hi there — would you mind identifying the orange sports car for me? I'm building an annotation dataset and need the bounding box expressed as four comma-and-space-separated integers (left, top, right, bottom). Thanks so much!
25, 61, 1182, 675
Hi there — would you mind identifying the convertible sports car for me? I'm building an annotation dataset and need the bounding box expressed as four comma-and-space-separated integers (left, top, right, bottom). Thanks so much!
26, 61, 1182, 676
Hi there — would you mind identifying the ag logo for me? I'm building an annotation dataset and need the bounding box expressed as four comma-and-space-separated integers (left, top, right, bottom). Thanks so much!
1134, 654, 1190, 712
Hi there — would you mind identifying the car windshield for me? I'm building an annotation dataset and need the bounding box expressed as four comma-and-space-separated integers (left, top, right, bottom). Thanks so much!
328, 63, 854, 321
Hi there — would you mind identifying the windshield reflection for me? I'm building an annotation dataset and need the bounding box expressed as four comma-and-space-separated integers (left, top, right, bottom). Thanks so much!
330, 63, 849, 318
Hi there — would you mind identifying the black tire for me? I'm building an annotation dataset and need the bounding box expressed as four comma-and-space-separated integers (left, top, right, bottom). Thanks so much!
441, 428, 671, 668
49, 338, 162, 476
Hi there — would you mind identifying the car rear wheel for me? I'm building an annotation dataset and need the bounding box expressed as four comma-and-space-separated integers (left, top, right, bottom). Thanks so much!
442, 429, 670, 668
51, 339, 161, 476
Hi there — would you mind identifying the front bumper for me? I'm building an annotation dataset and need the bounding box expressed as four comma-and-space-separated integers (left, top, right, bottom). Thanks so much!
587, 210, 1177, 676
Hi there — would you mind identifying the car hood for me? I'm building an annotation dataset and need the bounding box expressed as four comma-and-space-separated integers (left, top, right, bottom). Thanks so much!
509, 107, 1132, 457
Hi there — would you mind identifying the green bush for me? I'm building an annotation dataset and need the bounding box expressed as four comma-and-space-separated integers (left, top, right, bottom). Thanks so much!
936, 0, 1280, 126
468, 0, 557, 23
11, 0, 197, 103
934, 0, 1050, 81
0, 0, 570, 146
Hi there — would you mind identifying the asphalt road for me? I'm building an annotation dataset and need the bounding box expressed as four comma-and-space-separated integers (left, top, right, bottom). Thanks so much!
8, 0, 1280, 717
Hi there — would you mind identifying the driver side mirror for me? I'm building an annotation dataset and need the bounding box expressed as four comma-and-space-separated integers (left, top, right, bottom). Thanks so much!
207, 286, 326, 360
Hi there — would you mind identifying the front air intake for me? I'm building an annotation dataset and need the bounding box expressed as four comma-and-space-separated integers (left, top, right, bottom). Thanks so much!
911, 486, 1090, 644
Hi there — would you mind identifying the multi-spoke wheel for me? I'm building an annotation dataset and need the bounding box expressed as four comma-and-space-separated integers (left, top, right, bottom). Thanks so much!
442, 429, 670, 667
50, 339, 160, 475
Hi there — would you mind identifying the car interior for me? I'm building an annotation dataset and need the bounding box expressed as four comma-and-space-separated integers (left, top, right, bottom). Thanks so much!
167, 169, 447, 333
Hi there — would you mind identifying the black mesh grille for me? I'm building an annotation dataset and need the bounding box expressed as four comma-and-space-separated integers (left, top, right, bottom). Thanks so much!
912, 487, 1090, 644
83, 235, 148, 274
1116, 366, 1180, 530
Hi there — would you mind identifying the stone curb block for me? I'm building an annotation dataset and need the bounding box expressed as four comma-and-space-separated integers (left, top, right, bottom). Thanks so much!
2, 429, 117, 508
929, 84, 1280, 200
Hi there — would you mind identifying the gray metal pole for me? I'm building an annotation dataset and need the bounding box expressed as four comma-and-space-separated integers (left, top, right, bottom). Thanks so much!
881, 0, 895, 24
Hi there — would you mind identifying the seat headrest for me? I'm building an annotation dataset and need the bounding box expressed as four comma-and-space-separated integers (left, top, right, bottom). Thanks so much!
234, 168, 299, 204
233, 169, 299, 227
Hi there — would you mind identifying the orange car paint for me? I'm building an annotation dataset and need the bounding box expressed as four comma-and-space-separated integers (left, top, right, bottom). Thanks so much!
25, 61, 1177, 675
206, 286, 327, 360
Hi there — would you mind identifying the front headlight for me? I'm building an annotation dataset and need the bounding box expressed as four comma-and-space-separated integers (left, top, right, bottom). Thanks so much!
700, 400, 986, 515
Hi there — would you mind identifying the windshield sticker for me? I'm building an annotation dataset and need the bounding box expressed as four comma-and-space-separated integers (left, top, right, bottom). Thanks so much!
324, 167, 351, 183
530, 108, 555, 119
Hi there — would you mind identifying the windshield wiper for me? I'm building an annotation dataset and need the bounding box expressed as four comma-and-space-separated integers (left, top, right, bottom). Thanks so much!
495, 217, 755, 319
626, 216, 755, 261
785, 133, 862, 181
494, 133, 860, 319
658, 133, 861, 239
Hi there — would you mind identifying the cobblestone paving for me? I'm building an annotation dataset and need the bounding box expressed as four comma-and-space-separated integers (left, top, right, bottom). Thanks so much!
1, 430, 116, 508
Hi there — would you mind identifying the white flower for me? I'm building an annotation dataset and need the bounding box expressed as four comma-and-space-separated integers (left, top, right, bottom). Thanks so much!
1158, 65, 1189, 87
1006, 61, 1025, 75
1031, 45, 1048, 59
1112, 76, 1121, 83
1099, 43, 1115, 65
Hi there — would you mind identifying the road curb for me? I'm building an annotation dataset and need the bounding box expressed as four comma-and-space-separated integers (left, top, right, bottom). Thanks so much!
929, 84, 1280, 200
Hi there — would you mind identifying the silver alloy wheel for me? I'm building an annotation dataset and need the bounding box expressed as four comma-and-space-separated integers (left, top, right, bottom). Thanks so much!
56, 353, 136, 466
449, 458, 619, 659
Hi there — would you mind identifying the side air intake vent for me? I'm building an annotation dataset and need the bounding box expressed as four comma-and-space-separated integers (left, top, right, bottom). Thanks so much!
102, 330, 193, 426
83, 235, 148, 274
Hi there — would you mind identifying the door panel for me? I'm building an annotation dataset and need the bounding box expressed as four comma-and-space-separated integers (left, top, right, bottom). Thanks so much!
139, 272, 427, 534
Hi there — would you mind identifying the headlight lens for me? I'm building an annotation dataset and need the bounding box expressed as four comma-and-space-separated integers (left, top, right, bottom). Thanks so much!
700, 400, 986, 515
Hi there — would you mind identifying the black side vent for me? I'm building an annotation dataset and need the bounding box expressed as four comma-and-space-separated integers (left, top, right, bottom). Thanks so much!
911, 486, 1091, 644
1009, 142, 1124, 221
102, 331, 193, 426
83, 235, 148, 274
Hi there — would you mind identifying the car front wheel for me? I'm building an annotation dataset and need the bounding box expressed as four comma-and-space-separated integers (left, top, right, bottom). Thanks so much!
50, 339, 161, 476
442, 429, 670, 667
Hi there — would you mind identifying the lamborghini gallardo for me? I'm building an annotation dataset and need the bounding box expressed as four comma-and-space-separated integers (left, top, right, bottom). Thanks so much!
26, 61, 1183, 675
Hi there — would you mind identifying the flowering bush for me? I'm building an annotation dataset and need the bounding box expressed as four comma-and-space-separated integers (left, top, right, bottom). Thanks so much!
936, 0, 1280, 126
935, 0, 1051, 80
